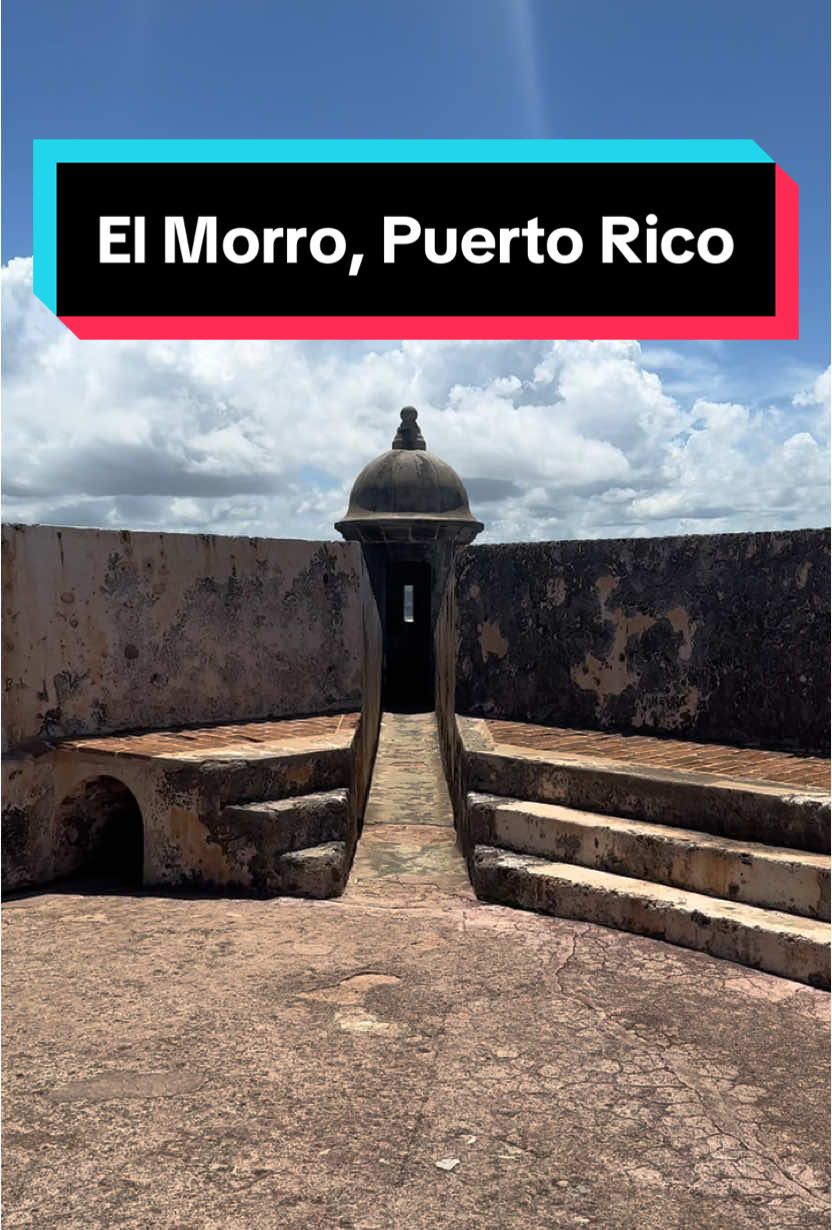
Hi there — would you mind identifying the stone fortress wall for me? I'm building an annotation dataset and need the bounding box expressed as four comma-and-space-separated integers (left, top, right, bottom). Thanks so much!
2, 523, 370, 747
3, 521, 828, 896
452, 529, 830, 754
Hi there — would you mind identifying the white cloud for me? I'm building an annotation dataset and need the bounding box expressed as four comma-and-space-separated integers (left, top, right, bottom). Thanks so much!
2, 256, 829, 541
793, 366, 831, 409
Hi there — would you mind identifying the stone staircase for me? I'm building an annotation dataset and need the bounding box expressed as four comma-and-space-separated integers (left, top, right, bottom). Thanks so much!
194, 733, 363, 898
468, 795, 829, 918
42, 713, 366, 898
218, 790, 351, 898
157, 718, 366, 898
454, 717, 831, 987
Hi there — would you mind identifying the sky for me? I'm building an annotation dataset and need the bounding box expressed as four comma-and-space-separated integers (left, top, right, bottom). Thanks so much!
2, 0, 829, 541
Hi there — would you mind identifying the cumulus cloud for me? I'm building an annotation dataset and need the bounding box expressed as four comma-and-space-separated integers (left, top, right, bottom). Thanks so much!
2, 256, 829, 541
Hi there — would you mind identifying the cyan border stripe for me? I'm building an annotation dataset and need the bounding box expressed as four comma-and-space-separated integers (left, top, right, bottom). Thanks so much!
33, 138, 773, 314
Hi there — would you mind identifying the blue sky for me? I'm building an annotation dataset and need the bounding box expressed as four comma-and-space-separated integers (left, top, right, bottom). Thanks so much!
4, 0, 829, 361
2, 1, 829, 540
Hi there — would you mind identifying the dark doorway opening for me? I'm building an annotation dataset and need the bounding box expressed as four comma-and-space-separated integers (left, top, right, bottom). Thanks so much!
383, 560, 433, 712
53, 776, 144, 888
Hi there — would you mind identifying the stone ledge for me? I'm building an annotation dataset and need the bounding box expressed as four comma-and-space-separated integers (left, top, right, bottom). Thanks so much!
461, 734, 829, 853
472, 844, 831, 989
220, 789, 350, 858
468, 791, 830, 920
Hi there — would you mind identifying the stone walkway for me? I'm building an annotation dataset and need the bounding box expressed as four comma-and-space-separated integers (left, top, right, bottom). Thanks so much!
347, 712, 472, 898
2, 712, 829, 1229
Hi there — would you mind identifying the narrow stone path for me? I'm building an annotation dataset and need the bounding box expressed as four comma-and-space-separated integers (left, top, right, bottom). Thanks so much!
346, 711, 473, 899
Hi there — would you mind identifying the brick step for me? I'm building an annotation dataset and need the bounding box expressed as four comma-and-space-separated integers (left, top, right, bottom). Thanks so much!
472, 845, 830, 988
465, 744, 830, 853
213, 789, 350, 895
467, 793, 830, 920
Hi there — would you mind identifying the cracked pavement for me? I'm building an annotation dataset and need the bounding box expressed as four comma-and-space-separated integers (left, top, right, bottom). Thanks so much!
2, 713, 829, 1228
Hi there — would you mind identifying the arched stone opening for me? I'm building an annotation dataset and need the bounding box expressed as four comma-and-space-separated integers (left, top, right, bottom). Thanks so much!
53, 776, 144, 887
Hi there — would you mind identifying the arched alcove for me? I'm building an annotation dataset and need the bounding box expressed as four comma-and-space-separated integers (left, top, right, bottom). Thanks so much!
53, 776, 144, 887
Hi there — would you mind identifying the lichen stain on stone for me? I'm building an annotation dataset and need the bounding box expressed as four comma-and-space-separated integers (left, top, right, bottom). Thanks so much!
573, 579, 700, 720
333, 1008, 404, 1036
545, 577, 566, 606
665, 607, 697, 663
796, 560, 812, 589
48, 1070, 205, 1103
595, 574, 619, 605
479, 620, 509, 663
572, 576, 656, 702
288, 760, 316, 790
167, 806, 234, 883
632, 686, 701, 730
298, 972, 402, 1005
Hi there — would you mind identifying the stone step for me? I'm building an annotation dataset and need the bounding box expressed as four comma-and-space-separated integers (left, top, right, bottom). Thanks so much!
467, 793, 830, 920
465, 745, 830, 853
169, 744, 353, 813
220, 789, 350, 855
212, 789, 350, 895
472, 845, 831, 988
278, 841, 349, 899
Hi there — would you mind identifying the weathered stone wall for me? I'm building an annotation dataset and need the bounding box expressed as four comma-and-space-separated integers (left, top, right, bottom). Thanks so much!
434, 568, 461, 817
454, 530, 830, 753
2, 523, 385, 893
354, 562, 383, 822
2, 524, 367, 748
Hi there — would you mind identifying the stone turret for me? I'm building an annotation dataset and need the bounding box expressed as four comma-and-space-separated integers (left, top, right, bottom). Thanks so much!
335, 407, 483, 544
335, 407, 483, 711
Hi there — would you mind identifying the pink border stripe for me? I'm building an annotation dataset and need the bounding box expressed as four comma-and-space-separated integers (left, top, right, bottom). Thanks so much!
773, 164, 799, 338
61, 168, 798, 342
61, 313, 797, 340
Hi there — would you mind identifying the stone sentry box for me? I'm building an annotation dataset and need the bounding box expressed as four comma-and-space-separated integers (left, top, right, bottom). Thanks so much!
336, 407, 483, 712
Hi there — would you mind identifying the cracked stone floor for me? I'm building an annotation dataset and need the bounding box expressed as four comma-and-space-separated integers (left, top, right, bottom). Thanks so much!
3, 713, 829, 1229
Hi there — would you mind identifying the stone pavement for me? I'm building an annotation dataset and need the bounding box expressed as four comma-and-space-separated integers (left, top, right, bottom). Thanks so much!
2, 713, 829, 1229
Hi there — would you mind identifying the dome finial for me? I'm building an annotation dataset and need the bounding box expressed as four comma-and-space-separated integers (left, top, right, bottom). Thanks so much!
392, 406, 426, 451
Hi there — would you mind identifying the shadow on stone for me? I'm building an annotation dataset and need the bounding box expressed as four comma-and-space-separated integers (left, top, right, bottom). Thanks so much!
52, 775, 144, 891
